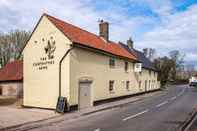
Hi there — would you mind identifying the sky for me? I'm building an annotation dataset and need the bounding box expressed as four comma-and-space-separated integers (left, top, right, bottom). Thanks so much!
0, 0, 197, 68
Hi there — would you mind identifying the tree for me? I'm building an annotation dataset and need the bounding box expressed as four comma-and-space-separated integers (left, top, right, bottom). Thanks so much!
185, 64, 196, 77
154, 56, 175, 86
0, 30, 30, 67
169, 50, 185, 80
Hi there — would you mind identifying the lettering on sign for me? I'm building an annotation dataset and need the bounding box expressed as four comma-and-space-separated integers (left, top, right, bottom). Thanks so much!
33, 57, 55, 70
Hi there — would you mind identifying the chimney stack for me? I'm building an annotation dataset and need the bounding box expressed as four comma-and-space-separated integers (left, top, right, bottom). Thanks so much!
99, 20, 109, 41
127, 37, 133, 49
143, 48, 148, 57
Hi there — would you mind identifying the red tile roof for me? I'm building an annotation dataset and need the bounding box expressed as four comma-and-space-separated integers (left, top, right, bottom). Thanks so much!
45, 14, 137, 61
0, 60, 23, 82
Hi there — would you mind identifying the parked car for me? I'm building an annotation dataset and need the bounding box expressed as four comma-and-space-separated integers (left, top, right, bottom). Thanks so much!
189, 76, 197, 87
189, 82, 197, 87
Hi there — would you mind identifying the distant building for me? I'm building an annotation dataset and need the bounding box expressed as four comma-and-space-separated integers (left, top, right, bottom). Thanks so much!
120, 41, 159, 92
22, 14, 160, 110
0, 60, 23, 98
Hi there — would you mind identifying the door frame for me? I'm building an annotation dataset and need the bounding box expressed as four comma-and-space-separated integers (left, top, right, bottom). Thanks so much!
78, 77, 93, 110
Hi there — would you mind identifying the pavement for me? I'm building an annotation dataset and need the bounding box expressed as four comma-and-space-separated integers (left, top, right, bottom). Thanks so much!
22, 84, 197, 131
185, 109, 197, 131
188, 117, 197, 131
0, 89, 164, 131
0, 106, 58, 129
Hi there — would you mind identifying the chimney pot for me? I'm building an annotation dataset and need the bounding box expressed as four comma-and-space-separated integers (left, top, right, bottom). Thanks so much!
99, 20, 109, 41
143, 48, 148, 57
127, 37, 133, 49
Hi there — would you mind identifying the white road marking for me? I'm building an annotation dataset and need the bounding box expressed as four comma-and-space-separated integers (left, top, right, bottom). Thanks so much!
170, 96, 177, 101
177, 89, 185, 97
156, 101, 168, 108
123, 109, 149, 121
177, 92, 182, 96
94, 128, 100, 131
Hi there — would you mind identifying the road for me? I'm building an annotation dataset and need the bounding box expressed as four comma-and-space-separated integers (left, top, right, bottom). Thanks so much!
31, 85, 197, 131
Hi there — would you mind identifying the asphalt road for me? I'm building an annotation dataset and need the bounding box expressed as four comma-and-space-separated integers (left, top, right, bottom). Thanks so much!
31, 85, 197, 131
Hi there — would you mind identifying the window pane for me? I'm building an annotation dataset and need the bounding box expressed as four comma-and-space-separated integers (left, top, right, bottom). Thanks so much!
125, 61, 128, 72
109, 80, 114, 92
126, 81, 129, 90
109, 58, 115, 67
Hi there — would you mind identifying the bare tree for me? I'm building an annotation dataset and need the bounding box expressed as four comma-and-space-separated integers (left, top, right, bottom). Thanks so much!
169, 50, 185, 80
0, 30, 30, 67
185, 64, 196, 77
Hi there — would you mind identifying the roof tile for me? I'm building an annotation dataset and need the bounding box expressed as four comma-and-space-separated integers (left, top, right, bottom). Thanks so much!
45, 14, 137, 60
0, 60, 23, 82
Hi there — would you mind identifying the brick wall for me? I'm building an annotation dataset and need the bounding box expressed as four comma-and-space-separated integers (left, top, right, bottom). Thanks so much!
0, 82, 23, 98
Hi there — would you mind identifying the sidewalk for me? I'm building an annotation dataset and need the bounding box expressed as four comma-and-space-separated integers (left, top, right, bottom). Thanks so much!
1, 90, 164, 131
0, 106, 59, 129
185, 110, 197, 131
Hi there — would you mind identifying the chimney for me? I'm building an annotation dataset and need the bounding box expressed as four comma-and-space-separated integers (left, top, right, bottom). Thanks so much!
99, 20, 109, 41
127, 37, 133, 49
143, 48, 148, 57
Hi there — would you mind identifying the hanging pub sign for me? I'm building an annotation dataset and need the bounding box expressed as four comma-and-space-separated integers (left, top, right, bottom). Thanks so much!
134, 63, 142, 72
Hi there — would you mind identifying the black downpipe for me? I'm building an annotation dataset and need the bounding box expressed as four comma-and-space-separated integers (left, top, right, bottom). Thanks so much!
59, 46, 74, 97
56, 46, 74, 113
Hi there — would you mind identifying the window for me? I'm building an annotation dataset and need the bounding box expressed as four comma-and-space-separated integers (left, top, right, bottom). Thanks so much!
145, 80, 147, 91
109, 80, 114, 92
149, 80, 151, 88
149, 70, 151, 76
125, 61, 129, 72
126, 81, 130, 90
152, 80, 154, 88
132, 63, 135, 70
109, 58, 115, 68
139, 81, 142, 90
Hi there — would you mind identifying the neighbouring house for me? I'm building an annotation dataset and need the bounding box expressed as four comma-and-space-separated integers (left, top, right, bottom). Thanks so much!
120, 40, 160, 92
22, 13, 160, 110
0, 60, 23, 98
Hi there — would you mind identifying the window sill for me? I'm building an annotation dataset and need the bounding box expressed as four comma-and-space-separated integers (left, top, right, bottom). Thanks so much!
109, 91, 115, 94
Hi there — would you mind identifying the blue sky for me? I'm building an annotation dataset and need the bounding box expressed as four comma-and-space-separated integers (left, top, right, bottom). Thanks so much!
0, 0, 197, 68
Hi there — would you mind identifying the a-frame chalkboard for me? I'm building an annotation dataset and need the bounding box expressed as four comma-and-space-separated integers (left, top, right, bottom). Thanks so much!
56, 96, 67, 113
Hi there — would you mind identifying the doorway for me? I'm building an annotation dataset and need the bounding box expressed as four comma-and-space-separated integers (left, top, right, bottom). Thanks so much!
78, 81, 92, 110
145, 80, 147, 92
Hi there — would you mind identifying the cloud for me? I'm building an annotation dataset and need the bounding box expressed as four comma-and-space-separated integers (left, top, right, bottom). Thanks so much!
0, 0, 196, 67
129, 0, 173, 17
0, 0, 156, 40
136, 4, 197, 65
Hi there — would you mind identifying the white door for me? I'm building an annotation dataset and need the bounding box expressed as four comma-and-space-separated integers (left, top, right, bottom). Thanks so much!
79, 82, 92, 110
